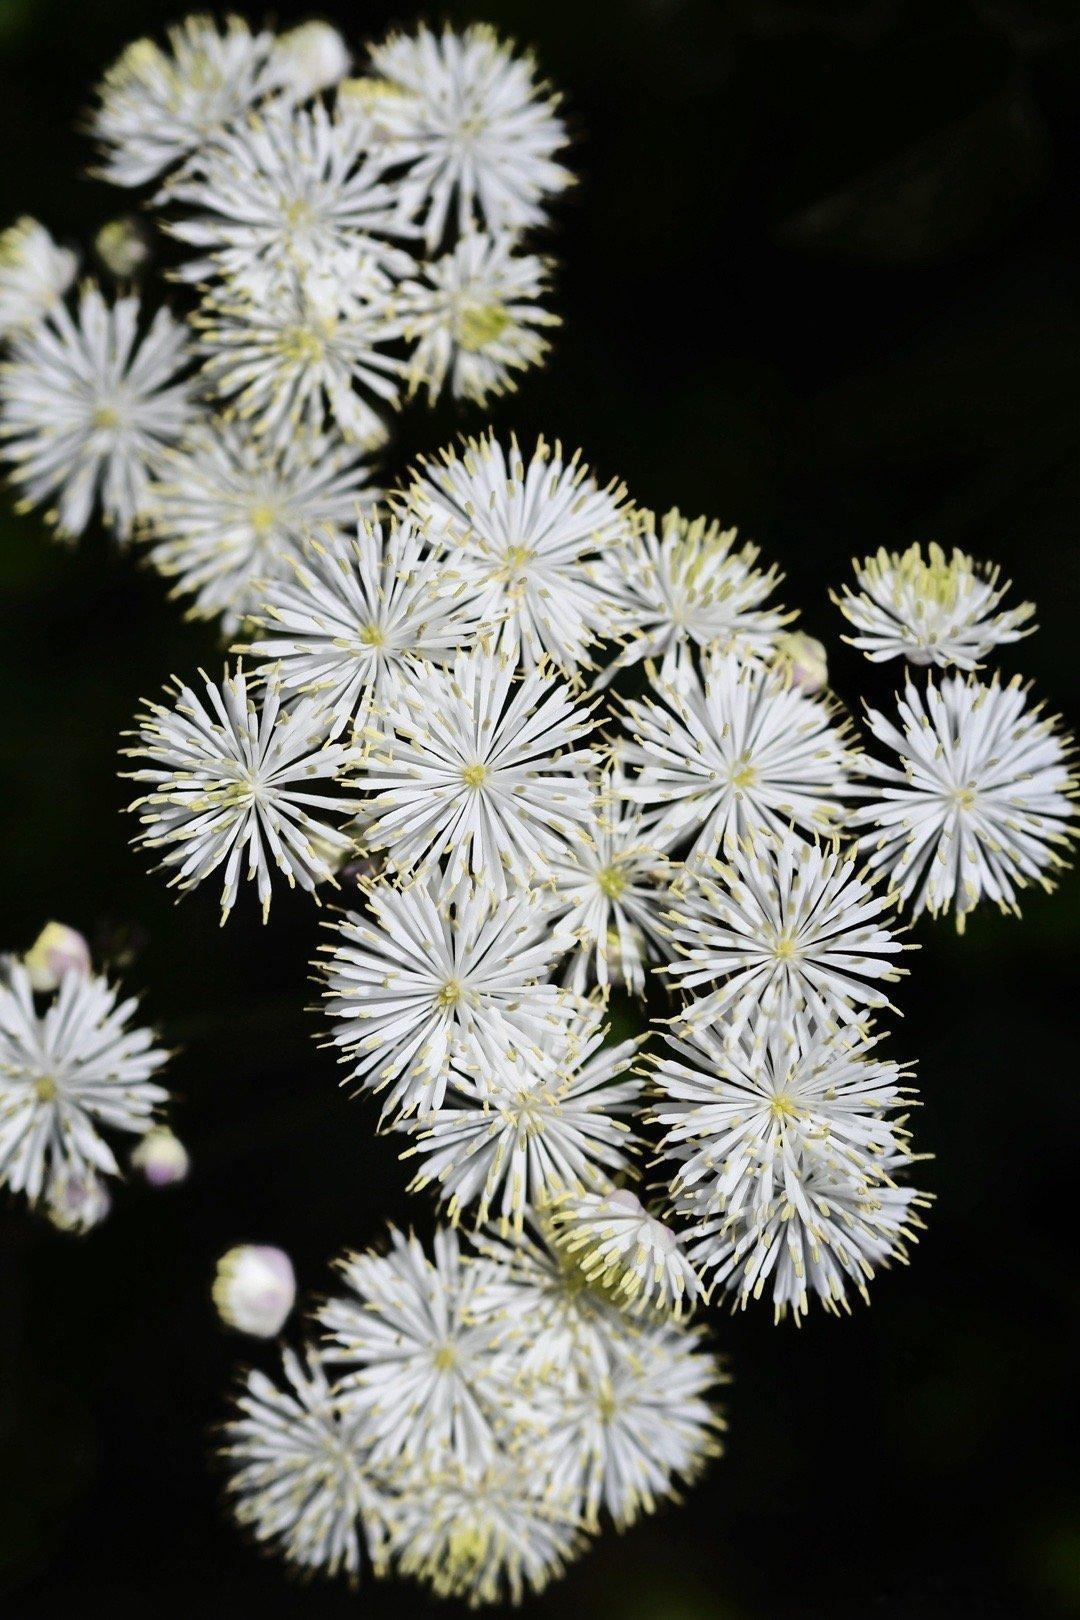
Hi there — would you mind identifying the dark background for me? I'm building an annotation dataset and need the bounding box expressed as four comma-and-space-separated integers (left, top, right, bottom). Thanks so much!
1, 0, 1077, 1614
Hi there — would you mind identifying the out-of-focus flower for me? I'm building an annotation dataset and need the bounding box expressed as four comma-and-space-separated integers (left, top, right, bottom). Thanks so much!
24, 922, 91, 992
45, 1167, 112, 1233
0, 217, 77, 339
771, 629, 828, 694
214, 1244, 296, 1337
93, 216, 152, 279
275, 21, 352, 99
130, 1125, 189, 1186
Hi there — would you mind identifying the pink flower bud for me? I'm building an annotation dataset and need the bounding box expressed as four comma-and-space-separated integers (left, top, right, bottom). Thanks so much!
46, 1168, 111, 1233
213, 1245, 296, 1338
24, 923, 91, 992
130, 1127, 189, 1187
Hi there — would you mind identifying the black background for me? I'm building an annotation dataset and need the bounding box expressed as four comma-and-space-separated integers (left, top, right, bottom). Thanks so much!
1, 1, 1078, 1615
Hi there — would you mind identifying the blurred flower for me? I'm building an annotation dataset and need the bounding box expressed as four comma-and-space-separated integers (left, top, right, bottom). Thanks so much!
275, 22, 352, 99
93, 216, 152, 279
214, 1244, 296, 1337
772, 629, 829, 694
24, 922, 91, 992
0, 217, 77, 339
130, 1125, 189, 1187
45, 1166, 112, 1233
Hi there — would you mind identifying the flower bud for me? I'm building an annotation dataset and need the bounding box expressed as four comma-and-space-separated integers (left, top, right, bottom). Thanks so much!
94, 216, 151, 278
213, 1245, 296, 1338
24, 922, 91, 992
277, 22, 351, 97
130, 1126, 190, 1187
46, 1168, 111, 1233
773, 631, 828, 695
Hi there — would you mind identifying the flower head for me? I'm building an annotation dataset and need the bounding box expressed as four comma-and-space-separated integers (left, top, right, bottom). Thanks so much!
851, 673, 1076, 929
224, 1348, 389, 1584
0, 218, 77, 339
0, 962, 168, 1209
406, 432, 632, 673
620, 652, 854, 860
241, 513, 480, 727
833, 542, 1036, 670
663, 836, 909, 1041
547, 1187, 705, 1321
365, 24, 571, 247
143, 419, 377, 634
0, 284, 192, 539
90, 16, 287, 188
396, 231, 558, 404
124, 666, 361, 922
361, 646, 599, 893
603, 509, 792, 685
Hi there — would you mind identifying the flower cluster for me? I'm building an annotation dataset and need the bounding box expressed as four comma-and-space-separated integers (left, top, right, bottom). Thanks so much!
0, 924, 174, 1231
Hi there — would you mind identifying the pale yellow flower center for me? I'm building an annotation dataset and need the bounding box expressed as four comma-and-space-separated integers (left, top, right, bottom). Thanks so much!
461, 763, 488, 790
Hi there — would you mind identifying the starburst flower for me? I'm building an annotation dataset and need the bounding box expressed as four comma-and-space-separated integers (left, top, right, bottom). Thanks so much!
317, 1226, 513, 1471
652, 1012, 915, 1230
318, 871, 578, 1124
832, 542, 1036, 670
545, 767, 675, 995
404, 1007, 643, 1233
387, 1459, 585, 1605
0, 962, 169, 1209
470, 1221, 636, 1378
241, 514, 480, 727
364, 24, 571, 248
535, 1318, 725, 1529
396, 231, 558, 404
160, 101, 410, 288
0, 284, 193, 540
620, 652, 854, 860
224, 1348, 389, 1585
602, 509, 793, 686
680, 1146, 926, 1323
195, 258, 402, 451
851, 673, 1077, 929
406, 433, 631, 673
361, 646, 599, 893
663, 836, 909, 1041
90, 15, 288, 188
142, 419, 378, 634
0, 218, 77, 339
547, 1187, 704, 1321
124, 665, 361, 922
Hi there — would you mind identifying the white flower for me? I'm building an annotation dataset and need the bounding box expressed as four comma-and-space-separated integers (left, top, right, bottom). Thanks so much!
396, 232, 558, 403
0, 218, 77, 339
0, 962, 168, 1208
470, 1222, 636, 1379
663, 836, 909, 1041
535, 1319, 725, 1529
365, 24, 571, 247
362, 646, 599, 894
225, 1348, 389, 1584
318, 1226, 513, 1471
652, 1012, 914, 1230
619, 652, 854, 860
681, 1148, 926, 1324
406, 433, 632, 673
90, 16, 287, 188
160, 102, 410, 287
214, 1244, 296, 1337
547, 1187, 704, 1321
0, 284, 193, 540
387, 1459, 584, 1605
23, 922, 91, 992
602, 509, 792, 686
195, 258, 402, 452
142, 419, 377, 634
130, 1124, 189, 1186
833, 542, 1036, 670
45, 1166, 112, 1233
124, 666, 361, 922
851, 673, 1076, 929
545, 768, 675, 995
274, 22, 352, 100
405, 1007, 643, 1234
319, 871, 578, 1124
241, 514, 480, 727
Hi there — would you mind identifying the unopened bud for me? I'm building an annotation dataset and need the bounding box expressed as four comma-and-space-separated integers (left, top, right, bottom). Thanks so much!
25, 923, 91, 992
46, 1168, 111, 1233
94, 217, 151, 278
773, 631, 829, 695
213, 1245, 296, 1338
277, 22, 351, 97
131, 1126, 189, 1187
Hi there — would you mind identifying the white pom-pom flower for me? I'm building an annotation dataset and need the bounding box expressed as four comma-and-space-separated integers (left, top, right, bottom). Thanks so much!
547, 1187, 705, 1321
0, 217, 77, 339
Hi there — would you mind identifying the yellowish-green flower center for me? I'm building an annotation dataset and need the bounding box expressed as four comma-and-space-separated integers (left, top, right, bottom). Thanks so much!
436, 978, 464, 1009
896, 542, 964, 611
248, 504, 277, 536
729, 759, 757, 790
461, 763, 488, 790
277, 323, 328, 364
34, 1075, 57, 1102
772, 933, 798, 962
432, 1344, 458, 1370
359, 623, 387, 648
769, 1093, 799, 1120
597, 864, 627, 901
91, 404, 121, 431
456, 300, 511, 353
950, 786, 977, 811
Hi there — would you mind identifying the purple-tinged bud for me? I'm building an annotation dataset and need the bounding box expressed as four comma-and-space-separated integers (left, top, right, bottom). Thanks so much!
46, 1168, 111, 1233
213, 1245, 296, 1338
773, 631, 829, 695
25, 923, 91, 992
131, 1127, 190, 1187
